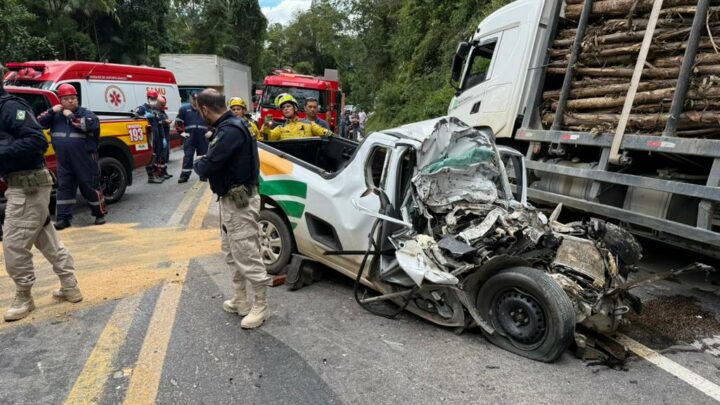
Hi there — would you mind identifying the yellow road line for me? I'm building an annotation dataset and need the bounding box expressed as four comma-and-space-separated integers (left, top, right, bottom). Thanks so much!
166, 181, 205, 227
615, 334, 720, 402
123, 281, 184, 405
64, 294, 143, 405
188, 186, 214, 230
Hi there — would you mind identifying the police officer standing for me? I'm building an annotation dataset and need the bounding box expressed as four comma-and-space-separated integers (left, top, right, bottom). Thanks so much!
0, 78, 82, 321
193, 89, 271, 329
38, 84, 107, 230
176, 93, 209, 183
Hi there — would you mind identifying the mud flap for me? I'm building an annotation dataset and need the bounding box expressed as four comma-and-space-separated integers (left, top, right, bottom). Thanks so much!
285, 254, 323, 291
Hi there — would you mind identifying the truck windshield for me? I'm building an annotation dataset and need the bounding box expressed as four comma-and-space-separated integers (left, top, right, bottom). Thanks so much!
3, 79, 53, 90
261, 86, 327, 113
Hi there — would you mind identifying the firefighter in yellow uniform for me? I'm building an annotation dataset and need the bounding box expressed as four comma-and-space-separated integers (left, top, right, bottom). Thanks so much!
228, 97, 261, 141
262, 94, 332, 141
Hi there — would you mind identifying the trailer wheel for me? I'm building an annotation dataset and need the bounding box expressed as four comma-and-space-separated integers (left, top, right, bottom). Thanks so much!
476, 267, 575, 362
99, 156, 127, 204
259, 209, 293, 275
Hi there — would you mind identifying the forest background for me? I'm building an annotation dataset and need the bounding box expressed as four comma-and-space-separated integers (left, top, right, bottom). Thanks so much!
0, 0, 511, 130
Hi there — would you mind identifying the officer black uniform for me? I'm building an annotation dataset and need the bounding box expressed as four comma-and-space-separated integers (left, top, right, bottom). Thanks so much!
194, 112, 258, 196
0, 89, 48, 182
193, 89, 270, 329
38, 102, 107, 228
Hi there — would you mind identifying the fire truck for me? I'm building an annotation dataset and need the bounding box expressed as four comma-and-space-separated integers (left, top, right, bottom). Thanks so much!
259, 69, 342, 132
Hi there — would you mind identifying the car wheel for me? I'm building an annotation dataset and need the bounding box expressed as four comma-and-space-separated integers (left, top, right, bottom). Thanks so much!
259, 209, 293, 275
99, 156, 127, 204
476, 267, 575, 362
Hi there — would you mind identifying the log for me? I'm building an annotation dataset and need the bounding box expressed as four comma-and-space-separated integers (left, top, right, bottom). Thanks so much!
654, 53, 720, 67
633, 100, 720, 112
553, 24, 720, 49
564, 0, 720, 20
547, 65, 720, 78
554, 28, 670, 48
550, 39, 719, 58
551, 87, 720, 111
543, 111, 720, 130
543, 80, 676, 100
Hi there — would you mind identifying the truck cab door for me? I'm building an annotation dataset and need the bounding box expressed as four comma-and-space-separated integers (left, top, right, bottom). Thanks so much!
448, 0, 547, 139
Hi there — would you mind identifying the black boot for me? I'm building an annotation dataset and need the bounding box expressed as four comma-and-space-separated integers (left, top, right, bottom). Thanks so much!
178, 177, 189, 184
94, 216, 106, 225
148, 176, 164, 184
54, 219, 72, 230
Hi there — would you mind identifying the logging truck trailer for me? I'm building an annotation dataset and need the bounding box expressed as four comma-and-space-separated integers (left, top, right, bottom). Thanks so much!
448, 0, 720, 257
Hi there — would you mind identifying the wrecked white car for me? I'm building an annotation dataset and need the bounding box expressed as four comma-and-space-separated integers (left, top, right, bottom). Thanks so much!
256, 117, 711, 362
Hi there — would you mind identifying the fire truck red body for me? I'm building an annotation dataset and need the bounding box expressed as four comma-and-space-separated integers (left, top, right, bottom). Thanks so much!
259, 71, 342, 132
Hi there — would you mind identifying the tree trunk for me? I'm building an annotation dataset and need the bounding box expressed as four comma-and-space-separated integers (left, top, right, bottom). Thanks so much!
543, 79, 676, 100
543, 111, 720, 130
654, 53, 720, 67
564, 0, 719, 20
547, 65, 720, 78
550, 87, 720, 111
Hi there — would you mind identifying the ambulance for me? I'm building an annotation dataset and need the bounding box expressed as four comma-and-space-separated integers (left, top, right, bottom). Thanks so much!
3, 61, 182, 120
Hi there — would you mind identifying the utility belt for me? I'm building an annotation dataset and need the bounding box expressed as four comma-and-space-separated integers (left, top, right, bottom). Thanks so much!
226, 185, 257, 209
6, 169, 53, 193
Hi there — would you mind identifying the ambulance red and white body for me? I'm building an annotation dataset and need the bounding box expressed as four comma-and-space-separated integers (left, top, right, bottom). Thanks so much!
4, 61, 182, 121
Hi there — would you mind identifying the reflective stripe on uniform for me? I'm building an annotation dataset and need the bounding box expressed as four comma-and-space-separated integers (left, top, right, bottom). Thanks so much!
185, 125, 208, 130
181, 169, 192, 173
56, 199, 77, 205
52, 132, 87, 138
87, 201, 101, 206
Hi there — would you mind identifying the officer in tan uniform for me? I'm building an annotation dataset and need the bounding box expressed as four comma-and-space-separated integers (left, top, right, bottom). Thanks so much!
0, 79, 82, 322
193, 89, 271, 329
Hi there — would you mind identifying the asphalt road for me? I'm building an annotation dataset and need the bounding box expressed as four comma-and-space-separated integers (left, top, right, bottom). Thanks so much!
1, 150, 719, 404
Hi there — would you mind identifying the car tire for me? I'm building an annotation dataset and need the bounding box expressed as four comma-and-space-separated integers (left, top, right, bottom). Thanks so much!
99, 156, 127, 204
259, 209, 293, 275
476, 267, 575, 363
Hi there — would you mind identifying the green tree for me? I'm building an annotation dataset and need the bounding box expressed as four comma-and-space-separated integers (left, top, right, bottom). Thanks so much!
0, 0, 56, 62
187, 0, 268, 79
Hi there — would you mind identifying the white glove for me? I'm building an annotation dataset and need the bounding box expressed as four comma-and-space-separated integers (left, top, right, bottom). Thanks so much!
180, 132, 190, 138
205, 131, 213, 139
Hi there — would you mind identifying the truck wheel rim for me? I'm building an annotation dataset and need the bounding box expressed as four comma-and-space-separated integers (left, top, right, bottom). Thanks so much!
491, 289, 547, 349
259, 220, 282, 265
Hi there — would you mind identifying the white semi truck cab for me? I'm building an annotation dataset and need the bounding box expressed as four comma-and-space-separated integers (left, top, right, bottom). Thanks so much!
448, 0, 720, 257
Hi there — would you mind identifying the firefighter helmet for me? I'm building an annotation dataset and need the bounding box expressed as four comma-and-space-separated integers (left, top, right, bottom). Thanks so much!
228, 97, 247, 109
57, 84, 78, 97
274, 93, 298, 109
146, 89, 159, 98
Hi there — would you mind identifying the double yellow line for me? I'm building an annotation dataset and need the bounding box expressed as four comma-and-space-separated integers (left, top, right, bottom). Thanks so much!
64, 181, 215, 405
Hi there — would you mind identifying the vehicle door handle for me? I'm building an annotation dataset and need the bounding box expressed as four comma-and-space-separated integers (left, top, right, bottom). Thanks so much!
470, 101, 481, 114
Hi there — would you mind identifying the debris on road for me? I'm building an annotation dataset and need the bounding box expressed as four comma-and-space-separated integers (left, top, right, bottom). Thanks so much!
625, 295, 720, 349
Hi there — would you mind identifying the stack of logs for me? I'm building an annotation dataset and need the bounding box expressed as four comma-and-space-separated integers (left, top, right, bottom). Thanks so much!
543, 0, 720, 138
